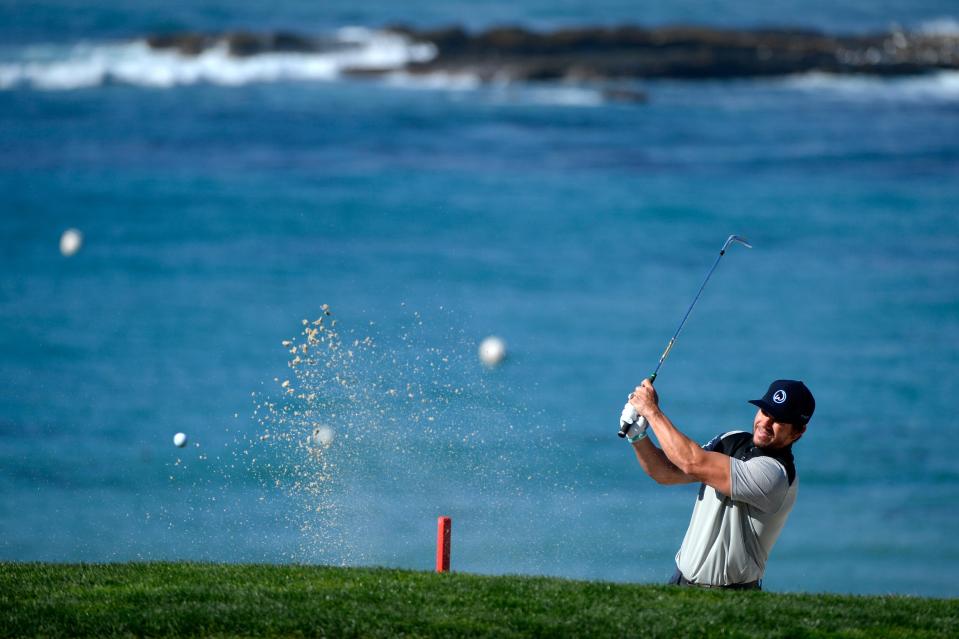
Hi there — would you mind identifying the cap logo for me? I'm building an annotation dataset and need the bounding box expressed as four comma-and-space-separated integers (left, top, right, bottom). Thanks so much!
773, 390, 787, 404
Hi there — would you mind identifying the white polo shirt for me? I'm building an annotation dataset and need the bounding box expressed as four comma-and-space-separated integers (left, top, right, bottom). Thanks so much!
675, 430, 798, 586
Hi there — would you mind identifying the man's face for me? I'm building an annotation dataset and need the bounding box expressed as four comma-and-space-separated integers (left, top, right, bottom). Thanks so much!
752, 408, 804, 449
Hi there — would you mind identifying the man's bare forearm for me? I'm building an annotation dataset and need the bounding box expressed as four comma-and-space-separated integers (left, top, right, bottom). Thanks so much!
631, 435, 695, 485
644, 408, 708, 476
627, 379, 732, 493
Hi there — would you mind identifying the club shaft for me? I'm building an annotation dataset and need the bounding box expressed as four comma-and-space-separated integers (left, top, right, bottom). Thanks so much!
655, 248, 727, 372
618, 237, 748, 438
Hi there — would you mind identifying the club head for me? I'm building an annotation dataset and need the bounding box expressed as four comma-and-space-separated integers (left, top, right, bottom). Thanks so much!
723, 234, 753, 251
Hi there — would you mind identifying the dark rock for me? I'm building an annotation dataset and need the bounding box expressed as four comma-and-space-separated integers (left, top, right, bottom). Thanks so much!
145, 24, 959, 82
145, 31, 335, 58
393, 24, 959, 81
224, 31, 319, 57
146, 33, 213, 56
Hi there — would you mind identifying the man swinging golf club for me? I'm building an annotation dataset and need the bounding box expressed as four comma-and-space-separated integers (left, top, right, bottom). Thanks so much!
622, 378, 815, 590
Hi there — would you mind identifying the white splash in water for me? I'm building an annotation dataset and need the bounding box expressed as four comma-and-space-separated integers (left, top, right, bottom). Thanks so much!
0, 28, 436, 91
243, 305, 566, 566
780, 70, 959, 102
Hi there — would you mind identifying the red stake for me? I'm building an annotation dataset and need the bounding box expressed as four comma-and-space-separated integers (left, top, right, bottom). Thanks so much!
436, 516, 451, 573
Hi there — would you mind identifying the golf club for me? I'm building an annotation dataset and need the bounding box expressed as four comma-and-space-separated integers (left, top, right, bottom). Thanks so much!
618, 234, 752, 438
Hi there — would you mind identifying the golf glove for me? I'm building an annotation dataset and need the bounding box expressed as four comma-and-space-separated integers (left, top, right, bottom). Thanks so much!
620, 402, 648, 442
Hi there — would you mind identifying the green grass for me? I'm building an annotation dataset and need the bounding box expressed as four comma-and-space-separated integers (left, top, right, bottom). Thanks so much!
1, 563, 956, 638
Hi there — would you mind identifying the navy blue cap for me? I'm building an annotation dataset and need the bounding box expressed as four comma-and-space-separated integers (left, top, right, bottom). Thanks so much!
748, 380, 815, 426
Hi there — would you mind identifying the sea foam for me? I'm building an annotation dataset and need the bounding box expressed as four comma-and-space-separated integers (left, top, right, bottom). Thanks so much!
781, 70, 959, 102
0, 28, 436, 90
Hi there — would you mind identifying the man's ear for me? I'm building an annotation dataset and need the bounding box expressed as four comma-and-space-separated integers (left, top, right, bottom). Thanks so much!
790, 423, 807, 444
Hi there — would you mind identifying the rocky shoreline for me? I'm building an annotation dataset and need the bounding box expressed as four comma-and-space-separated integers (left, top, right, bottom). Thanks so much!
147, 24, 959, 82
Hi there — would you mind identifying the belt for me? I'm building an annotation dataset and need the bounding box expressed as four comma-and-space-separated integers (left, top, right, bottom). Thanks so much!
671, 570, 761, 591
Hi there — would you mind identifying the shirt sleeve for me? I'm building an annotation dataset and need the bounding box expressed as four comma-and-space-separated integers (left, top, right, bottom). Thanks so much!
729, 456, 789, 513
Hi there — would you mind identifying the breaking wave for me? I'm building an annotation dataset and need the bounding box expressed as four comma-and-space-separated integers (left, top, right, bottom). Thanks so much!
0, 29, 606, 107
0, 28, 436, 90
781, 70, 959, 102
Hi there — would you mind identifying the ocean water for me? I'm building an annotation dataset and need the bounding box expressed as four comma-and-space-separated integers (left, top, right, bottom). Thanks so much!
1, 1, 958, 598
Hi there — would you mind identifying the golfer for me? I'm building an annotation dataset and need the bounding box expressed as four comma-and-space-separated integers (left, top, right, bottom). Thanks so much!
622, 378, 815, 590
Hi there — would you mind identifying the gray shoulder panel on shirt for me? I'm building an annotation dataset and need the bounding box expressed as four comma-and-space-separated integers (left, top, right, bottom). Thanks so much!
729, 456, 789, 513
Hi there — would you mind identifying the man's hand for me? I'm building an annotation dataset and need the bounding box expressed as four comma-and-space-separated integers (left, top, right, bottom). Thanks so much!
619, 402, 647, 441
628, 379, 660, 418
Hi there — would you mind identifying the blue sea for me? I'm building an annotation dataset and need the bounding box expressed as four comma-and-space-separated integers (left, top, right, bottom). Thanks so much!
2, 1, 958, 598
